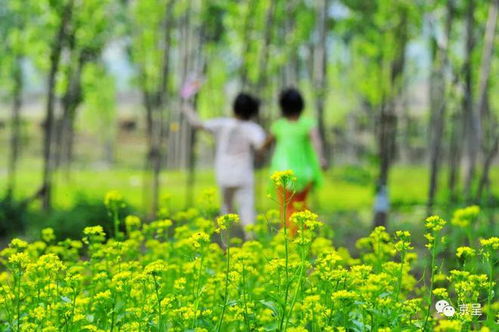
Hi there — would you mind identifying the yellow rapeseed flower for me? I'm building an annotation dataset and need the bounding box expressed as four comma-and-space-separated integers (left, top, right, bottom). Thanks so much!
425, 215, 446, 232
432, 288, 449, 298
8, 252, 29, 269
270, 170, 296, 187
215, 214, 239, 233
451, 205, 479, 228
331, 290, 357, 302
104, 190, 125, 211
480, 237, 499, 250
41, 228, 56, 243
9, 238, 28, 250
456, 246, 476, 259
434, 319, 462, 332
144, 260, 168, 275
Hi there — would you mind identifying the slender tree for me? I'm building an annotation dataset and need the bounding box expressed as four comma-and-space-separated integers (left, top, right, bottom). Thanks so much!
313, 0, 331, 162
129, 0, 175, 215
81, 63, 117, 165
7, 59, 22, 196
343, 0, 415, 227
56, 0, 120, 173
427, 0, 455, 214
184, 0, 207, 206
41, 0, 75, 211
475, 0, 499, 202
1, 0, 39, 196
462, 0, 477, 201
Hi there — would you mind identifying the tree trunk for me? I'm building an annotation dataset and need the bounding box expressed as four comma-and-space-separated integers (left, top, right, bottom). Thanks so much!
475, 0, 498, 204
373, 105, 397, 227
463, 0, 477, 201
477, 134, 498, 202
141, 90, 154, 213
185, 2, 207, 207
475, 0, 498, 148
283, 0, 298, 87
427, 38, 441, 214
62, 59, 86, 177
256, 0, 275, 91
345, 113, 359, 164
239, 0, 258, 89
472, 0, 499, 203
373, 9, 408, 227
313, 0, 330, 161
398, 82, 411, 163
178, 1, 194, 205
427, 0, 455, 214
7, 57, 23, 196
103, 138, 115, 165
150, 0, 175, 216
56, 52, 84, 172
41, 0, 74, 211
63, 106, 77, 175
447, 109, 462, 201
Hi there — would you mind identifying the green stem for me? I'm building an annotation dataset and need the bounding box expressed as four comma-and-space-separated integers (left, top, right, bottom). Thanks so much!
109, 294, 117, 332
153, 274, 163, 329
423, 238, 437, 331
113, 209, 121, 240
65, 288, 78, 332
326, 280, 340, 325
15, 271, 21, 332
390, 250, 406, 328
285, 222, 307, 330
241, 260, 251, 331
486, 257, 494, 326
139, 280, 147, 331
216, 243, 230, 332
395, 252, 405, 300
192, 255, 204, 328
279, 185, 290, 331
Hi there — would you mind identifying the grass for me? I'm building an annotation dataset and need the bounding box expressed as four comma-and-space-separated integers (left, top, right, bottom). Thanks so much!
1, 124, 498, 249
1, 120, 498, 213
3, 162, 498, 211
2, 162, 498, 246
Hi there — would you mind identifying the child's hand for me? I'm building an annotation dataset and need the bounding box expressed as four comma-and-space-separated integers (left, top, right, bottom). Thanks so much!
181, 76, 203, 100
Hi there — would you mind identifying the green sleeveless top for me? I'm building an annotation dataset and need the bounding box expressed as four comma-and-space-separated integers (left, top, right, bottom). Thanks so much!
270, 116, 323, 192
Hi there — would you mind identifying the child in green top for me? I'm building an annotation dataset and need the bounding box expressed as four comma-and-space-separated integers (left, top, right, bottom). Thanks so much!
264, 88, 327, 235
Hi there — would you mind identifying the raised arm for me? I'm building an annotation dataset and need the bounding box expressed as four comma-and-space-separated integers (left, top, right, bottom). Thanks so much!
310, 127, 328, 170
181, 102, 205, 130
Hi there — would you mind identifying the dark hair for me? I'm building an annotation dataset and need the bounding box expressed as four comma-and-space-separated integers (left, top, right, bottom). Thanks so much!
233, 93, 260, 120
279, 87, 304, 117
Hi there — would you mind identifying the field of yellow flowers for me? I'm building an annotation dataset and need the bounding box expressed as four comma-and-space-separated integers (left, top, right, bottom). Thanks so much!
0, 173, 497, 331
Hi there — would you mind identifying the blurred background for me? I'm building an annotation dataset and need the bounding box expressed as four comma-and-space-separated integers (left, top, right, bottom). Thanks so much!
0, 0, 498, 245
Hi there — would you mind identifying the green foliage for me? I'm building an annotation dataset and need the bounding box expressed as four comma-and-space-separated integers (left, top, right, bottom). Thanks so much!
33, 196, 133, 241
0, 192, 497, 330
0, 0, 40, 93
341, 0, 423, 107
129, 0, 169, 94
0, 193, 26, 237
338, 165, 373, 186
81, 64, 117, 140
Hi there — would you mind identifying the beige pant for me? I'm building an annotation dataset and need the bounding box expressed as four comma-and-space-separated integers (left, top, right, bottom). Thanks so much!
220, 184, 255, 226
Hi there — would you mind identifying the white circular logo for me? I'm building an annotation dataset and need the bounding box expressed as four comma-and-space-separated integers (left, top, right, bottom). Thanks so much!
435, 300, 449, 313
442, 305, 456, 317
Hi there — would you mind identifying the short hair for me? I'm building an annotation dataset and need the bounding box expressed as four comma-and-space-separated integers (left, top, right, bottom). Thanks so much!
233, 93, 260, 120
279, 88, 304, 117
